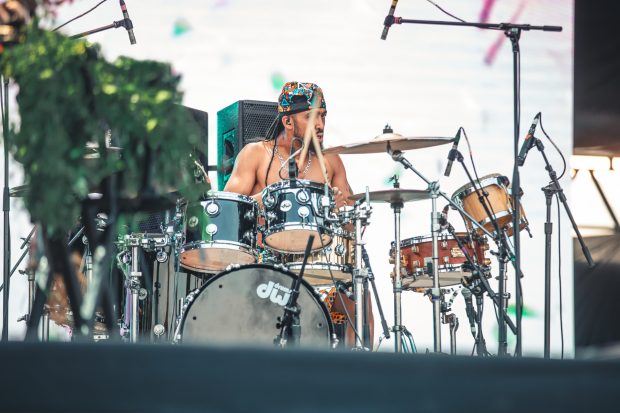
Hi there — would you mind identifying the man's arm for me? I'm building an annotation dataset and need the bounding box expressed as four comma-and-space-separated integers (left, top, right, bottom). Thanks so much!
223, 143, 261, 196
328, 154, 354, 207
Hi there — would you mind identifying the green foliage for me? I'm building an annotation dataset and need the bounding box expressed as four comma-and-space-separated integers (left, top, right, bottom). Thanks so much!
1, 26, 203, 234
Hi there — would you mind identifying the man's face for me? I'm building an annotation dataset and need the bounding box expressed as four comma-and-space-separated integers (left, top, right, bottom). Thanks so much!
290, 108, 327, 150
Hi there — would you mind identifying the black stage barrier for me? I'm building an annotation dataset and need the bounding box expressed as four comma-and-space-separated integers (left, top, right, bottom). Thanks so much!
1, 343, 619, 413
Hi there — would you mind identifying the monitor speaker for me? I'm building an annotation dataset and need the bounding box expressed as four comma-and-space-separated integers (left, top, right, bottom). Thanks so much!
217, 100, 278, 190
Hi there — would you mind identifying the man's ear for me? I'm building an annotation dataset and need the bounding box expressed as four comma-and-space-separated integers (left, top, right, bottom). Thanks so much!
282, 115, 294, 130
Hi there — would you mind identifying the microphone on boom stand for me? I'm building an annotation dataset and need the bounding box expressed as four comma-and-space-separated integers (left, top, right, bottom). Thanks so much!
517, 112, 541, 167
443, 129, 462, 177
119, 0, 136, 45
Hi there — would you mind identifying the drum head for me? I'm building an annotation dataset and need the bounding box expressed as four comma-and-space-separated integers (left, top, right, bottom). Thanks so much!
179, 264, 333, 348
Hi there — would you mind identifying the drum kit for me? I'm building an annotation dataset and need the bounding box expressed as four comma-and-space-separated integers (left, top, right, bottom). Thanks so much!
25, 127, 531, 355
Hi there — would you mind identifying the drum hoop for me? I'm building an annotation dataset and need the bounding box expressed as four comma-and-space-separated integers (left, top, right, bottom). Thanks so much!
451, 173, 507, 200
178, 263, 335, 340
202, 191, 258, 205
264, 179, 330, 193
180, 240, 256, 255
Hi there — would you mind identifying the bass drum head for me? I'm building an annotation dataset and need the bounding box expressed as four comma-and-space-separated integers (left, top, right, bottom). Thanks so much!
179, 264, 333, 348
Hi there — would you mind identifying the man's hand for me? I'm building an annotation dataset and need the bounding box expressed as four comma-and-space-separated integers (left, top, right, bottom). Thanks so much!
332, 186, 348, 208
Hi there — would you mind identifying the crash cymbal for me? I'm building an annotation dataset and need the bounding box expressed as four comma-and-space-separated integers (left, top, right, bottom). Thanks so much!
323, 133, 453, 155
349, 188, 431, 204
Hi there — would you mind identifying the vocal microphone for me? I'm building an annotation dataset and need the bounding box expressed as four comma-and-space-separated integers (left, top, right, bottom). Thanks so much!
443, 129, 462, 177
517, 112, 541, 167
380, 0, 400, 40
461, 287, 477, 337
119, 0, 136, 45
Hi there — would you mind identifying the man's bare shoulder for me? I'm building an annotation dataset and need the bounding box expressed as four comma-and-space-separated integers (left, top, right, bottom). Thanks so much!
238, 141, 267, 157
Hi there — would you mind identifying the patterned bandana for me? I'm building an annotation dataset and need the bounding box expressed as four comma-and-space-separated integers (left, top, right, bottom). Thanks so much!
277, 81, 326, 115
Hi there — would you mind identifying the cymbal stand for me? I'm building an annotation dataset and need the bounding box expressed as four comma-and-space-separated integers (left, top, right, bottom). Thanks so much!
352, 187, 372, 350
452, 149, 514, 356
386, 177, 405, 352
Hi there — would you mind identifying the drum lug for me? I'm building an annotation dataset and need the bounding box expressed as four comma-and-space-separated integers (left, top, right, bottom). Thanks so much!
244, 209, 255, 221
266, 211, 277, 222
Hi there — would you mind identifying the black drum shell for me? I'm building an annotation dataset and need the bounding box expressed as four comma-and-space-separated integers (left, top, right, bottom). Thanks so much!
178, 264, 334, 348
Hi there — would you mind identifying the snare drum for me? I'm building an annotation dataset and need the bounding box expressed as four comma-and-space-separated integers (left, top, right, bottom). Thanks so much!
261, 179, 333, 253
390, 232, 490, 288
180, 192, 258, 273
452, 173, 528, 236
175, 264, 334, 348
282, 229, 354, 286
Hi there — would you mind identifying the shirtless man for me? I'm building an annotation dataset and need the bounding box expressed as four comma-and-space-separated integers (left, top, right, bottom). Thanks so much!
224, 81, 353, 207
225, 81, 373, 348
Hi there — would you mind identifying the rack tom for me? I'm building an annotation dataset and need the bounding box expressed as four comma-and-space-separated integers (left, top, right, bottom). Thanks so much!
261, 179, 333, 253
452, 173, 528, 236
180, 192, 258, 273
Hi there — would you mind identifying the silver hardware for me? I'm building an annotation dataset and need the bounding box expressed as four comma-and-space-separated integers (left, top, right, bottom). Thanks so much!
280, 200, 292, 212
298, 205, 310, 218
205, 202, 219, 216
206, 223, 218, 235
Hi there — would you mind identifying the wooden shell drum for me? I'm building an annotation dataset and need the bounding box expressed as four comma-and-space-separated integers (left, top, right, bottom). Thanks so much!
452, 173, 528, 236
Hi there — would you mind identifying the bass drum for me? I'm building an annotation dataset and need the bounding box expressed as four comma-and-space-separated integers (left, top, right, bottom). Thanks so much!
177, 264, 334, 348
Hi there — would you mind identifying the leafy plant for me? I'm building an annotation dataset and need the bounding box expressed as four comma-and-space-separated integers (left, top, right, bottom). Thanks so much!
1, 25, 203, 233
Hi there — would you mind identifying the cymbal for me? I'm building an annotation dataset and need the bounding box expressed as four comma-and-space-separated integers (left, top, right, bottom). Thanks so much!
323, 133, 453, 155
349, 188, 431, 204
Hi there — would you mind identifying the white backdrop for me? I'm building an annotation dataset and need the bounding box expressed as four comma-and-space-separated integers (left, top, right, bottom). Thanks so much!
1, 0, 574, 356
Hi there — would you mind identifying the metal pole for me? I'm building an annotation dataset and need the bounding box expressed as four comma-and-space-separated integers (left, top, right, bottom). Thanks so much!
430, 193, 442, 353
353, 209, 365, 350
392, 205, 403, 353
41, 310, 49, 342
543, 187, 554, 358
497, 256, 508, 356
129, 245, 141, 343
2, 78, 10, 341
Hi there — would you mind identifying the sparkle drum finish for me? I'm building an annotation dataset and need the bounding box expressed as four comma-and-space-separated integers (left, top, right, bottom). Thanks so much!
176, 264, 334, 348
261, 179, 333, 253
180, 192, 258, 273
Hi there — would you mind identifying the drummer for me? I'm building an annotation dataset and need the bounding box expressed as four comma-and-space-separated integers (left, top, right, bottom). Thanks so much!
224, 81, 372, 348
224, 81, 353, 207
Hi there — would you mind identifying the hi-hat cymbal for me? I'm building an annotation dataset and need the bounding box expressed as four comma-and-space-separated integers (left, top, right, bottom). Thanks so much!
323, 133, 453, 155
349, 188, 431, 204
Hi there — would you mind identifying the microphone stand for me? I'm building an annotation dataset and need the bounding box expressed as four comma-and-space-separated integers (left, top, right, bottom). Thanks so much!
452, 150, 514, 356
384, 15, 562, 357
275, 235, 314, 348
529, 138, 594, 358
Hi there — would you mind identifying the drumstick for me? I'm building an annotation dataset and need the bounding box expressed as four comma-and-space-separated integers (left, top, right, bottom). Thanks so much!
298, 106, 318, 168
310, 128, 330, 185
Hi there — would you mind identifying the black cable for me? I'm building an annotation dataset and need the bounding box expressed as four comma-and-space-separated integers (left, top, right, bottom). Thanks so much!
425, 0, 466, 23
557, 193, 564, 359
52, 0, 109, 32
539, 113, 567, 180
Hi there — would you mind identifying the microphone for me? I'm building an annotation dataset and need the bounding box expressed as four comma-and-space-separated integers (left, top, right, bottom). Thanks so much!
119, 0, 136, 45
517, 112, 541, 166
462, 287, 477, 337
438, 205, 450, 228
335, 281, 354, 300
443, 129, 462, 177
380, 0, 400, 40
